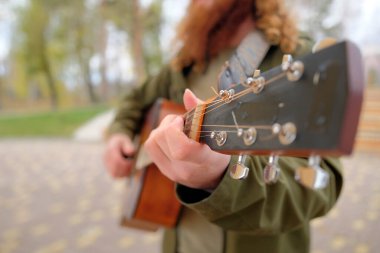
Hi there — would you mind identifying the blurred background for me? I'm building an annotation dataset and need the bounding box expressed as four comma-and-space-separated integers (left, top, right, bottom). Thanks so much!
0, 0, 379, 253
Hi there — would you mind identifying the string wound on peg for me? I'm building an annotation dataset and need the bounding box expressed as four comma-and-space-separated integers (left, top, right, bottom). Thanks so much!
281, 54, 304, 82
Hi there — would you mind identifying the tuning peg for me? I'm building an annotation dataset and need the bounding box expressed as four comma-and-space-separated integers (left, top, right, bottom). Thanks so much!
295, 155, 329, 189
243, 69, 265, 94
253, 69, 261, 78
230, 155, 249, 180
281, 55, 293, 72
210, 131, 228, 146
281, 54, 304, 82
312, 38, 337, 53
263, 155, 281, 184
218, 89, 235, 103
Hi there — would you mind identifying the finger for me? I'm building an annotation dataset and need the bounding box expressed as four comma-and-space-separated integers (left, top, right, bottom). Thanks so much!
183, 89, 202, 111
164, 116, 211, 164
154, 116, 190, 160
113, 159, 133, 178
112, 135, 135, 157
121, 140, 135, 158
105, 149, 132, 177
149, 115, 185, 160
144, 134, 176, 180
159, 114, 181, 128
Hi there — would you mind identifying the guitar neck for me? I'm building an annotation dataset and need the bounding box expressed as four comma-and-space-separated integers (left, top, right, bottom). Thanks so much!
183, 41, 364, 157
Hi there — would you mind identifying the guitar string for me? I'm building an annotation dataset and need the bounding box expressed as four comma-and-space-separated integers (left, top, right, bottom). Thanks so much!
190, 124, 273, 129
199, 71, 287, 117
184, 72, 287, 130
198, 133, 277, 140
184, 71, 286, 120
184, 92, 259, 134
186, 125, 278, 140
190, 126, 275, 136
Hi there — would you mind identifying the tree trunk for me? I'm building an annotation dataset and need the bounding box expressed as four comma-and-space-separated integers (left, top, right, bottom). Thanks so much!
0, 76, 3, 110
83, 61, 98, 104
40, 39, 58, 109
44, 66, 58, 109
74, 19, 98, 104
130, 0, 146, 84
99, 22, 109, 101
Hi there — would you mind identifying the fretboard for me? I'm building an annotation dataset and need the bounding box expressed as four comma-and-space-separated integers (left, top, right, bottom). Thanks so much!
183, 104, 207, 142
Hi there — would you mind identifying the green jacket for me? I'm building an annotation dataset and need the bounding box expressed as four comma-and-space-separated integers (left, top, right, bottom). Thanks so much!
108, 36, 343, 253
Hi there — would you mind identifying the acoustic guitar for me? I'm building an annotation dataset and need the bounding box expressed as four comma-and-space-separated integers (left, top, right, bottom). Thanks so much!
121, 40, 364, 231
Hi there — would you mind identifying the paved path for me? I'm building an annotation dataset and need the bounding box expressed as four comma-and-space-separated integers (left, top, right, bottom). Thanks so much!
0, 139, 379, 253
0, 139, 162, 253
73, 110, 115, 142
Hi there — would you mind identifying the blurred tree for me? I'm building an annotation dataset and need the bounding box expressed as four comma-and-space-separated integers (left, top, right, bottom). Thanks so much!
0, 62, 3, 109
64, 1, 100, 104
37, 0, 103, 104
17, 0, 59, 109
286, 0, 343, 41
142, 1, 164, 75
368, 68, 379, 87
101, 0, 164, 84
8, 0, 164, 110
14, 0, 108, 107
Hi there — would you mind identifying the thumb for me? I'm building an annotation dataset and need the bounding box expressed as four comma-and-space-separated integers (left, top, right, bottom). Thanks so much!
183, 89, 203, 111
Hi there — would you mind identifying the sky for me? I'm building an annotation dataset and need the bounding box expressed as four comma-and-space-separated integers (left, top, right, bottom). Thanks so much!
161, 0, 188, 56
0, 3, 16, 60
332, 0, 380, 48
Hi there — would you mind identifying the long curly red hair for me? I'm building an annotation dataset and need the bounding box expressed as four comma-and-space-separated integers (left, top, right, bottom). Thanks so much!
171, 0, 299, 72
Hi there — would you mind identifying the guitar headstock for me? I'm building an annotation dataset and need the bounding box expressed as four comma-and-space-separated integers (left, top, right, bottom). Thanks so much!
193, 41, 364, 157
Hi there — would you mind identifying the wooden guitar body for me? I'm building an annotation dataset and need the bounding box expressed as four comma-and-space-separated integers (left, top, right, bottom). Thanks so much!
121, 100, 185, 231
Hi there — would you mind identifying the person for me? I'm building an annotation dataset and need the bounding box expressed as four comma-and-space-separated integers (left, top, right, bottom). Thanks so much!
103, 0, 343, 252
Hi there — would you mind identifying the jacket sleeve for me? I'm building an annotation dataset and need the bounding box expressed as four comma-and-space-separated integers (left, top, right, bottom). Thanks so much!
176, 156, 343, 234
106, 65, 174, 138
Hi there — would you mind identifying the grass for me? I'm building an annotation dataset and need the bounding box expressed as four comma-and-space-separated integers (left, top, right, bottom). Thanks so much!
0, 105, 109, 137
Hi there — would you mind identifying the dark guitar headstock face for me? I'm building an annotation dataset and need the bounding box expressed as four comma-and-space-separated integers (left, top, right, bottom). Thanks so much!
199, 41, 364, 156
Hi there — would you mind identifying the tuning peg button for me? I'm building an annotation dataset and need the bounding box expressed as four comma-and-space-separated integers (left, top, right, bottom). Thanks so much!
295, 166, 329, 189
230, 163, 249, 180
312, 38, 337, 53
295, 155, 329, 189
253, 69, 261, 78
230, 155, 249, 180
263, 155, 280, 184
282, 55, 293, 71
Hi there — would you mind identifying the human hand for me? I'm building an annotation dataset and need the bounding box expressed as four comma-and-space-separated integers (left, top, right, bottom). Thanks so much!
144, 89, 231, 189
103, 133, 136, 178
